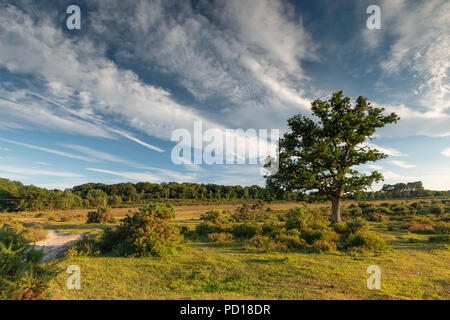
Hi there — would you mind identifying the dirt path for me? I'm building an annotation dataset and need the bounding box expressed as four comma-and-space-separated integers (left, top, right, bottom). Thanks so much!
34, 230, 84, 262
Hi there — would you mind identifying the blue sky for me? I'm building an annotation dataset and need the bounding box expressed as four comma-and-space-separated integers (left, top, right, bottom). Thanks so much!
0, 0, 449, 190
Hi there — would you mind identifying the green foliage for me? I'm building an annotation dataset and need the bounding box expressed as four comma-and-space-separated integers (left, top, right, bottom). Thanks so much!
266, 91, 399, 223
65, 238, 101, 257
86, 207, 116, 224
207, 232, 233, 244
285, 207, 318, 230
231, 223, 262, 239
200, 210, 224, 224
430, 206, 445, 215
344, 232, 387, 251
345, 217, 368, 234
99, 204, 182, 257
0, 225, 60, 300
428, 234, 450, 243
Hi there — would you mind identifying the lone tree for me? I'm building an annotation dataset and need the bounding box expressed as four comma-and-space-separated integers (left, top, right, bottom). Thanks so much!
266, 91, 399, 223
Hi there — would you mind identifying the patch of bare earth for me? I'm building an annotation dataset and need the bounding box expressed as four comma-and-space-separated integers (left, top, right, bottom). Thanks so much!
34, 230, 84, 262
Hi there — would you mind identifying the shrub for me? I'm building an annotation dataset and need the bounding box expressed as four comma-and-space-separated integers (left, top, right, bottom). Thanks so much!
261, 221, 285, 237
285, 207, 318, 230
408, 223, 434, 234
433, 222, 450, 234
99, 204, 182, 257
313, 239, 336, 252
349, 206, 363, 216
430, 206, 445, 215
428, 234, 450, 243
86, 207, 116, 224
276, 233, 307, 250
231, 223, 262, 238
367, 212, 388, 222
244, 235, 281, 251
195, 222, 221, 236
200, 210, 223, 225
0, 225, 60, 300
207, 232, 233, 244
345, 217, 368, 234
362, 206, 379, 215
65, 238, 101, 257
345, 232, 387, 251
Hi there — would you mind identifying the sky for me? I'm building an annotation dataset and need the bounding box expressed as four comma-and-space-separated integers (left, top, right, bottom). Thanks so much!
0, 0, 449, 190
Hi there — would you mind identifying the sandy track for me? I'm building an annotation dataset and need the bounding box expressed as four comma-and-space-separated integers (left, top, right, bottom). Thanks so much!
34, 230, 84, 262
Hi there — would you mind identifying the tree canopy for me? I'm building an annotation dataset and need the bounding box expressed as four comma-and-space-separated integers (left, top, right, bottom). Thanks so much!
266, 91, 400, 223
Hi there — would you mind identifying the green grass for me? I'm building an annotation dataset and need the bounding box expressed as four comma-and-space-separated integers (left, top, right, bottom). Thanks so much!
3, 201, 449, 300
49, 239, 449, 300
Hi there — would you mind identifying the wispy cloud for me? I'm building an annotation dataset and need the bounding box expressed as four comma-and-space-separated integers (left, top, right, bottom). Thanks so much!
360, 142, 407, 157
0, 138, 97, 162
86, 168, 160, 182
389, 160, 416, 169
0, 165, 83, 177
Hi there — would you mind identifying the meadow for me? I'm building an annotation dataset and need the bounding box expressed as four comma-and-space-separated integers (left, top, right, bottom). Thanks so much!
1, 199, 448, 300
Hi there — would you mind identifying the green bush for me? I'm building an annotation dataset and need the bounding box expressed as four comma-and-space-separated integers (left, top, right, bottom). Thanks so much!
430, 206, 445, 215
207, 232, 233, 244
244, 235, 281, 251
0, 225, 60, 300
344, 232, 387, 251
428, 234, 450, 243
86, 207, 116, 224
231, 223, 262, 238
285, 207, 318, 230
200, 210, 224, 225
313, 239, 336, 252
65, 238, 101, 257
99, 204, 182, 257
277, 233, 307, 250
345, 217, 368, 234
195, 222, 221, 236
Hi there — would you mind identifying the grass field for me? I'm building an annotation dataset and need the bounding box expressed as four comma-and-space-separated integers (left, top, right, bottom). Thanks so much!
2, 200, 449, 300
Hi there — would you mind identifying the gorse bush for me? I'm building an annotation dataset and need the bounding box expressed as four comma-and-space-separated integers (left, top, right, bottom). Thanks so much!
100, 204, 182, 257
86, 207, 116, 224
285, 207, 319, 230
200, 210, 224, 225
0, 225, 60, 300
191, 205, 391, 253
65, 238, 101, 257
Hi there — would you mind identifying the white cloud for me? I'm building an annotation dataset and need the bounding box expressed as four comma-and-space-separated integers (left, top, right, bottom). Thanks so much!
86, 168, 160, 182
360, 142, 407, 157
367, 164, 383, 170
0, 4, 214, 143
389, 160, 416, 169
0, 138, 98, 162
362, 0, 450, 138
0, 166, 83, 178
442, 148, 450, 157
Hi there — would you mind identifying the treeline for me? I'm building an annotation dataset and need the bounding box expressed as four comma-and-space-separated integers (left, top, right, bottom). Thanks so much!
348, 182, 450, 200
0, 178, 299, 212
1, 178, 449, 212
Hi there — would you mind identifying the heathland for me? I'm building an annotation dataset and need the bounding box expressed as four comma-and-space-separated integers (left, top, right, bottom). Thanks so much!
1, 199, 448, 300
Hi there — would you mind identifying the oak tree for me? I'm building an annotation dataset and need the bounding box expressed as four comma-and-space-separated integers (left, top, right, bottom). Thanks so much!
266, 91, 400, 223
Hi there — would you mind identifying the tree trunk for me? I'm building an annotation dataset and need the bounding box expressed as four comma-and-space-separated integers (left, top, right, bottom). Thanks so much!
331, 197, 342, 224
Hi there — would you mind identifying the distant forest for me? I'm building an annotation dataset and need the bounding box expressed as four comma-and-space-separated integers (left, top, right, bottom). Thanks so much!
0, 178, 449, 212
